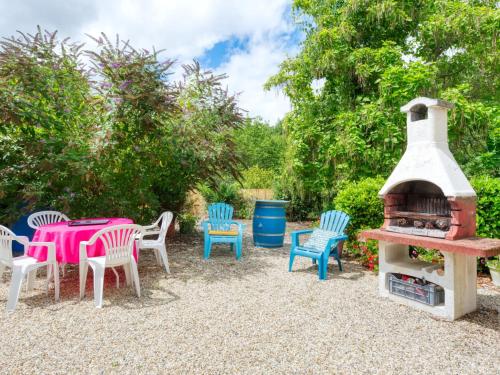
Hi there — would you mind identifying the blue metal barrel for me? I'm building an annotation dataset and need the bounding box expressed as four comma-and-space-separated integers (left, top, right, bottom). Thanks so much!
253, 200, 288, 248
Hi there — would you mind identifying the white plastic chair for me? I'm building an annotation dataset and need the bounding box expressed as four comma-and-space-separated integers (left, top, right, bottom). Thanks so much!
27, 210, 70, 276
79, 224, 144, 308
139, 211, 173, 273
27, 211, 70, 229
0, 225, 59, 312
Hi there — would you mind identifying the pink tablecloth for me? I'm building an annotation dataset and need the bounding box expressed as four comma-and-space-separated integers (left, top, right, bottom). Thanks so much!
28, 218, 135, 264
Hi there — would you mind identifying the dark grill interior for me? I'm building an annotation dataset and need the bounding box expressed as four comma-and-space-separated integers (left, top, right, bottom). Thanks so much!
384, 181, 452, 237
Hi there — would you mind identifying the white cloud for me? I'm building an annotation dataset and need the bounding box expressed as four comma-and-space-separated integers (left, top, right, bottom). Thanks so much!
0, 0, 297, 123
216, 36, 294, 124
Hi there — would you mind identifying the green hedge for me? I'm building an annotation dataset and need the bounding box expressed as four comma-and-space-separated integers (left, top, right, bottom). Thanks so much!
333, 177, 385, 240
471, 176, 500, 238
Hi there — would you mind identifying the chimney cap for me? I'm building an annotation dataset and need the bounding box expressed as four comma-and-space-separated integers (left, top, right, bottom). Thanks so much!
401, 97, 454, 113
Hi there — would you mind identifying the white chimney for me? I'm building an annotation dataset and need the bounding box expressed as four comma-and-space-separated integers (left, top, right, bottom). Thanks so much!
379, 97, 476, 198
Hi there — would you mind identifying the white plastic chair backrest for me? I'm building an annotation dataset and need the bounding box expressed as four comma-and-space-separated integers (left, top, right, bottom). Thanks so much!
156, 211, 173, 243
27, 211, 70, 229
87, 224, 144, 265
0, 225, 15, 264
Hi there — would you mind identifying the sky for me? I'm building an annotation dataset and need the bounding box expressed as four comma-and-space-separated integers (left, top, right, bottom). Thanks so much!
0, 0, 302, 124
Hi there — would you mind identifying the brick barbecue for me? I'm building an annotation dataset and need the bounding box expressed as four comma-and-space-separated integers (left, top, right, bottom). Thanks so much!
360, 97, 500, 320
379, 97, 476, 240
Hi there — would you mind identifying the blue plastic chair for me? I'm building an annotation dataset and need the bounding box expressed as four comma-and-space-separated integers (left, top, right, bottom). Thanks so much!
201, 203, 245, 260
289, 210, 350, 280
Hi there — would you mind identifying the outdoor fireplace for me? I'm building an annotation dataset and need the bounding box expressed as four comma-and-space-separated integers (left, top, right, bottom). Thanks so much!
360, 97, 500, 321
379, 97, 476, 240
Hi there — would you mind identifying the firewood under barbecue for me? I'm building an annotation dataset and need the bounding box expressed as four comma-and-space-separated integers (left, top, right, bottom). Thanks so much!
425, 221, 435, 229
397, 218, 409, 226
414, 220, 424, 228
435, 219, 449, 230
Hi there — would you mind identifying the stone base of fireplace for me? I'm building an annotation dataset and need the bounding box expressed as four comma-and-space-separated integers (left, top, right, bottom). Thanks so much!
360, 229, 500, 320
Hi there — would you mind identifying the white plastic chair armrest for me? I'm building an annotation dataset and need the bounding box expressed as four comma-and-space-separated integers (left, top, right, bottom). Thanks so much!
230, 221, 245, 232
79, 241, 89, 262
28, 242, 56, 262
13, 235, 30, 254
14, 235, 30, 245
143, 224, 160, 231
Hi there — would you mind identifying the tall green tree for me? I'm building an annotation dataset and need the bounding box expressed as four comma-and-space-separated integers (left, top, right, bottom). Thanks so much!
266, 0, 499, 218
233, 118, 284, 171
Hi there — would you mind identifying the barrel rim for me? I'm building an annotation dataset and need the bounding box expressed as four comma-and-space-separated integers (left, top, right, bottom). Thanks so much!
255, 200, 289, 205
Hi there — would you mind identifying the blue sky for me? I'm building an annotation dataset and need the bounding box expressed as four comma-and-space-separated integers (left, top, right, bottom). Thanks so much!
199, 36, 251, 69
0, 0, 301, 124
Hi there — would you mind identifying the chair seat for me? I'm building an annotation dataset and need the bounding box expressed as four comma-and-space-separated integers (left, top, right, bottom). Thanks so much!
297, 245, 323, 253
141, 240, 162, 248
208, 230, 239, 236
87, 256, 107, 267
12, 255, 44, 269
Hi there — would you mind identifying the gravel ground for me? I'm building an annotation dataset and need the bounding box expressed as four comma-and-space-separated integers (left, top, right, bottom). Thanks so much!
0, 221, 498, 374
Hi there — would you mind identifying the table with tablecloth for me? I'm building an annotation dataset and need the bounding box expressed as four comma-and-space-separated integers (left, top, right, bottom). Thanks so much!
28, 218, 136, 263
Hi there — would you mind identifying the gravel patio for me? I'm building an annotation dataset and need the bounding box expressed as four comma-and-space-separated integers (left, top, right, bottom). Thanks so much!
0, 222, 498, 374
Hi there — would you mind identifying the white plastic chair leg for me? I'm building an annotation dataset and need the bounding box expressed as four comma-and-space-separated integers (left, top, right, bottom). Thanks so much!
157, 245, 170, 274
111, 267, 120, 288
60, 263, 66, 277
123, 264, 132, 286
154, 249, 161, 265
6, 267, 25, 312
79, 262, 89, 299
47, 263, 53, 284
26, 269, 36, 292
52, 262, 60, 302
130, 259, 141, 298
0, 263, 6, 282
92, 265, 105, 308
46, 264, 51, 294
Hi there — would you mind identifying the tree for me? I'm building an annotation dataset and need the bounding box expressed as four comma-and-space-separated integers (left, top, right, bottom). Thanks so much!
233, 118, 284, 171
266, 0, 499, 217
0, 28, 245, 224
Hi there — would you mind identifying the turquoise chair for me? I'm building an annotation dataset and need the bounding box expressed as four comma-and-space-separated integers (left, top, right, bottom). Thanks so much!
202, 203, 245, 260
289, 210, 350, 280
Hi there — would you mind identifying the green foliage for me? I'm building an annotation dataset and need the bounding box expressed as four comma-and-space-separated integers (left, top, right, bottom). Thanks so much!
0, 28, 97, 223
471, 176, 500, 238
233, 118, 284, 171
0, 29, 244, 225
486, 256, 500, 271
178, 212, 197, 235
267, 0, 499, 213
241, 166, 275, 189
333, 177, 385, 240
197, 180, 251, 219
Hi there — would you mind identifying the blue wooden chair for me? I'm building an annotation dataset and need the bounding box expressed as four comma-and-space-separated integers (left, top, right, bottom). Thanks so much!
289, 210, 350, 280
202, 203, 245, 260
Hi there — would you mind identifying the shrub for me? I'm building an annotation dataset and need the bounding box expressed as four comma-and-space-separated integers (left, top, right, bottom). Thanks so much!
197, 180, 250, 219
178, 212, 197, 235
471, 175, 500, 239
333, 177, 385, 241
0, 29, 245, 225
241, 166, 275, 189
